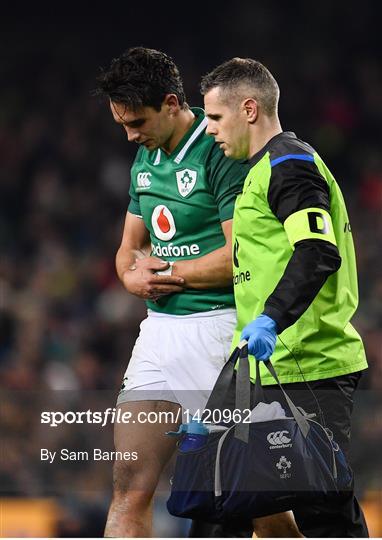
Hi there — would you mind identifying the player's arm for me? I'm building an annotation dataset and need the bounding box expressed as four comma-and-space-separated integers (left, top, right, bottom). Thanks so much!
172, 219, 233, 289
116, 211, 185, 300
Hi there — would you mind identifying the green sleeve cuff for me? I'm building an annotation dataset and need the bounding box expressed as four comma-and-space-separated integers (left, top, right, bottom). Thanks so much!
128, 198, 142, 216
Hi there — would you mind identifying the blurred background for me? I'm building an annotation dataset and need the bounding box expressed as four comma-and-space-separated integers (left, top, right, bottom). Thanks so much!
1, 1, 381, 537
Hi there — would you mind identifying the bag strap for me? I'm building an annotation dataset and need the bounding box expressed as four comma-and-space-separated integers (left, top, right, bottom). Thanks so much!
234, 341, 251, 442
214, 424, 235, 496
258, 358, 310, 438
203, 342, 251, 442
205, 341, 310, 441
235, 341, 310, 439
202, 346, 240, 421
253, 356, 266, 406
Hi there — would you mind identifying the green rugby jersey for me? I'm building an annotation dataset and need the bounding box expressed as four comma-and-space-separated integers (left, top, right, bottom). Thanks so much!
128, 108, 250, 315
232, 132, 367, 384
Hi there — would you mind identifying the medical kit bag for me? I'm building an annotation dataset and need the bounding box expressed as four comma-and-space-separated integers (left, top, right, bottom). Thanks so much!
167, 341, 352, 522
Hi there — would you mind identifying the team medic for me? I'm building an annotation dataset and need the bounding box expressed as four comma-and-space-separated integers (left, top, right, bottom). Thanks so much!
231, 131, 367, 385
202, 56, 369, 538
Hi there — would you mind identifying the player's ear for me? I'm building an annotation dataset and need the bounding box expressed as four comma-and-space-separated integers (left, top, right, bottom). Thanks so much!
163, 94, 180, 115
243, 98, 257, 124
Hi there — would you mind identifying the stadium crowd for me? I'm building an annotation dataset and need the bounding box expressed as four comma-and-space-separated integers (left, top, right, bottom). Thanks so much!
1, 3, 381, 536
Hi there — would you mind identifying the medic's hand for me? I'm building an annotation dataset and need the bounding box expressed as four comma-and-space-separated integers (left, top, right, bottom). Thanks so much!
122, 256, 184, 301
240, 314, 277, 361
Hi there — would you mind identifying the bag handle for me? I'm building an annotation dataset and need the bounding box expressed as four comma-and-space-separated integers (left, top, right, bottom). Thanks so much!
204, 341, 310, 441
202, 346, 240, 421
234, 341, 310, 440
234, 341, 251, 442
203, 342, 252, 442
249, 343, 310, 438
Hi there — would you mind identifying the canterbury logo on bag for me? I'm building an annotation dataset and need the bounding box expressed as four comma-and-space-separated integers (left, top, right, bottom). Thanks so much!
267, 430, 292, 448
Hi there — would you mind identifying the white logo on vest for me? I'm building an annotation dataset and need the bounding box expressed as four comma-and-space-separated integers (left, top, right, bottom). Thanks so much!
176, 169, 197, 197
137, 172, 152, 188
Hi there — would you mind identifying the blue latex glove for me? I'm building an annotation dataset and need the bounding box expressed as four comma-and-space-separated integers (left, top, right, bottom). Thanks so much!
241, 314, 277, 361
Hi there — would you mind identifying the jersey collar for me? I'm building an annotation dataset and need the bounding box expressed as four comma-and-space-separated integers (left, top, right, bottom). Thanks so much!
153, 107, 207, 165
247, 131, 297, 167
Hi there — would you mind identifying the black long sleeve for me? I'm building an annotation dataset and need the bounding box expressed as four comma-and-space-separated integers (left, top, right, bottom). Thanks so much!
263, 239, 341, 333
262, 146, 342, 333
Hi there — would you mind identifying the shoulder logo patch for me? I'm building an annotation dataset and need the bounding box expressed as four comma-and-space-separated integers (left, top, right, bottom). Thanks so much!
137, 172, 152, 189
176, 169, 197, 197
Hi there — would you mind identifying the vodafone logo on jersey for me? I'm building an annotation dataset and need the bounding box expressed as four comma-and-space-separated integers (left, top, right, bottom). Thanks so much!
151, 205, 176, 241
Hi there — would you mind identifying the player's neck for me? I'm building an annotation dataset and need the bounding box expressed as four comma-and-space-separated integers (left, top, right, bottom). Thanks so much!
162, 108, 196, 155
248, 117, 282, 158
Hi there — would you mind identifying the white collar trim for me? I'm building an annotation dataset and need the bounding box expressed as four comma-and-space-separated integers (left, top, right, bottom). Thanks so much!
173, 117, 208, 164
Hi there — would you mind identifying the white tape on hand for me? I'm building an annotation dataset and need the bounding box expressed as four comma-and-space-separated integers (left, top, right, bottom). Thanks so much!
156, 261, 174, 276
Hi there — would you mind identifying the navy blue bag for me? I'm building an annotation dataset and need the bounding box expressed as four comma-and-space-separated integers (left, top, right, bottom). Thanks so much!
167, 342, 352, 522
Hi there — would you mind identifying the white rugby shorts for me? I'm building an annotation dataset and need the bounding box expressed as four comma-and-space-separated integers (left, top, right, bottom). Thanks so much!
117, 308, 236, 414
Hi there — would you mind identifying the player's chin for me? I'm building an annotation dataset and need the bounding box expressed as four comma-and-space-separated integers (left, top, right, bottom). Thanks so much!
141, 140, 158, 150
229, 148, 245, 160
223, 147, 236, 159
220, 144, 231, 157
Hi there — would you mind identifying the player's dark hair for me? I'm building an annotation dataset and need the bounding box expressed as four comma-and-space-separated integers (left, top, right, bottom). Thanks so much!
95, 47, 186, 111
201, 57, 279, 116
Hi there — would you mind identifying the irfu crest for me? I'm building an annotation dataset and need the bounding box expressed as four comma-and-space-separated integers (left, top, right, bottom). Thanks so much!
176, 169, 197, 197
